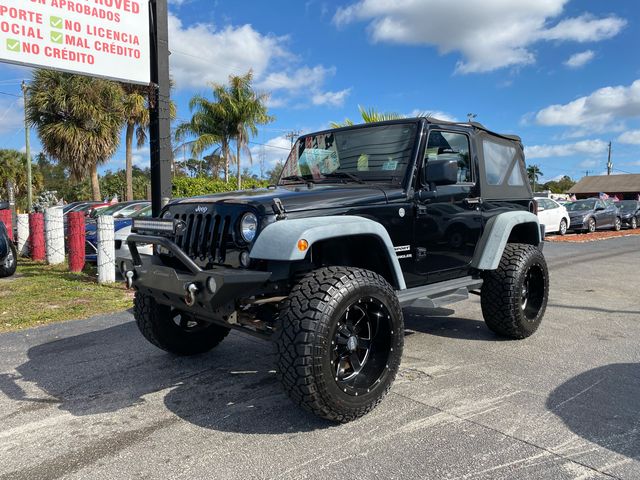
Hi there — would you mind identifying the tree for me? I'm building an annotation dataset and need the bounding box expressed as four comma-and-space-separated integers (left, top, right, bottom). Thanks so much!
266, 161, 284, 185
0, 149, 44, 209
527, 164, 543, 191
121, 84, 150, 201
224, 71, 274, 190
26, 70, 124, 200
330, 105, 404, 128
543, 175, 576, 194
175, 89, 235, 183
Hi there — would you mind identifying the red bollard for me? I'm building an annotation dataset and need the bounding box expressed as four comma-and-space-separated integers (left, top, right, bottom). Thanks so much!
29, 213, 45, 261
0, 210, 12, 241
67, 211, 85, 272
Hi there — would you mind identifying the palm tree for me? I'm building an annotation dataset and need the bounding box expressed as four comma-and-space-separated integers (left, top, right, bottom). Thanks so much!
330, 105, 404, 128
26, 70, 124, 200
224, 71, 274, 190
527, 164, 543, 191
121, 84, 150, 201
175, 89, 235, 183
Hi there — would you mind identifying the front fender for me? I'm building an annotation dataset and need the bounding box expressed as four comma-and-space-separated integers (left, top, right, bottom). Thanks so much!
471, 211, 541, 271
249, 215, 406, 290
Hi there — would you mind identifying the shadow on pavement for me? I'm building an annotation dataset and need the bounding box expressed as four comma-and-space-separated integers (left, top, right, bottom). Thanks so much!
403, 307, 499, 341
1, 321, 331, 434
546, 363, 640, 460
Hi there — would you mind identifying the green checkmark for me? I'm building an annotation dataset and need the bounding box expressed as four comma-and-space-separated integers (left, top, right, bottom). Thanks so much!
50, 32, 63, 44
50, 16, 63, 28
6, 39, 20, 53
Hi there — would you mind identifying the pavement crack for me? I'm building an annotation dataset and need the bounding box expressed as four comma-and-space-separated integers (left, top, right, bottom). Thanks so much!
391, 391, 623, 480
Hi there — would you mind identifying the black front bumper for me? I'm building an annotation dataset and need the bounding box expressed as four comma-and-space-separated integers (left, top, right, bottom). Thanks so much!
118, 234, 271, 318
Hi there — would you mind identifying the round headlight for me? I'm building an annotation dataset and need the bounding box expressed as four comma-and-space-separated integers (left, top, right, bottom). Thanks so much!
161, 210, 173, 219
240, 212, 258, 242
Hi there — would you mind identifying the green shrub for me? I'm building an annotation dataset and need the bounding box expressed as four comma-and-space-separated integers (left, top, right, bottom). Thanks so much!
171, 176, 270, 197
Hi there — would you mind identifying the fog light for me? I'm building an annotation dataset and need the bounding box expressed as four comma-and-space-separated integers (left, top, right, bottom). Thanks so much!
207, 276, 217, 294
297, 239, 309, 252
240, 250, 251, 268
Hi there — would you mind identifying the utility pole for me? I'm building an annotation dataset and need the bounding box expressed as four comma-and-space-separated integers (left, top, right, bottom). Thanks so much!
21, 81, 33, 212
606, 141, 612, 175
585, 170, 591, 177
285, 130, 302, 148
467, 113, 477, 123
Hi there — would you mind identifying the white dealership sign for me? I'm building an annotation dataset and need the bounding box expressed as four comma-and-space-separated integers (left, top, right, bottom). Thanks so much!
0, 0, 150, 84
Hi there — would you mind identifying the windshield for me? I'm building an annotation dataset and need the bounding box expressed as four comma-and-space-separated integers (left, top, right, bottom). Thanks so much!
566, 200, 596, 211
131, 205, 152, 217
92, 203, 122, 217
616, 201, 636, 211
279, 123, 418, 185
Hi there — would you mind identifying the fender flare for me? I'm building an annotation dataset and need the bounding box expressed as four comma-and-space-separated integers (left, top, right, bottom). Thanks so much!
471, 211, 542, 271
249, 215, 406, 290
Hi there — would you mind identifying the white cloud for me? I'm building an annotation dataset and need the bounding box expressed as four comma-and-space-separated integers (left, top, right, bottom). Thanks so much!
250, 135, 291, 169
167, 14, 348, 107
168, 15, 286, 89
312, 88, 352, 107
333, 0, 625, 74
525, 139, 608, 159
407, 109, 458, 122
617, 130, 640, 145
535, 79, 640, 127
564, 50, 595, 69
0, 97, 23, 135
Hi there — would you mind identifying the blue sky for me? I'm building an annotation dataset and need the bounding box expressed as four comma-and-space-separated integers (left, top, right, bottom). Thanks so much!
1, 0, 639, 183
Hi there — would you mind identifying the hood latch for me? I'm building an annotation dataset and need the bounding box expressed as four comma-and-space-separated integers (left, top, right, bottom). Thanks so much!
272, 198, 287, 220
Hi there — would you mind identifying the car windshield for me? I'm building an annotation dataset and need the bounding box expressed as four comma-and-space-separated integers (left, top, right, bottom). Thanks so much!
131, 205, 152, 217
565, 200, 596, 211
616, 201, 636, 211
279, 123, 418, 185
92, 203, 124, 217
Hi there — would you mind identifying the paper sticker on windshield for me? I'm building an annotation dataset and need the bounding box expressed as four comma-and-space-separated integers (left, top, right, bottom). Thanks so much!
382, 159, 398, 171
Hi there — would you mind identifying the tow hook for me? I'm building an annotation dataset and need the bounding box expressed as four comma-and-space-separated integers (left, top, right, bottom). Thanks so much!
185, 283, 198, 307
124, 270, 135, 289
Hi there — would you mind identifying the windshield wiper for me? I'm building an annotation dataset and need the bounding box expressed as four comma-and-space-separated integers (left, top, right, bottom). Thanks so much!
280, 175, 316, 184
321, 172, 365, 184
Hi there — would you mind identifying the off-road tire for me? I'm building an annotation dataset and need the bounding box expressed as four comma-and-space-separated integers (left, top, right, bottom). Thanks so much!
481, 243, 548, 339
134, 292, 230, 356
0, 242, 17, 278
559, 219, 567, 236
276, 267, 404, 422
614, 217, 622, 231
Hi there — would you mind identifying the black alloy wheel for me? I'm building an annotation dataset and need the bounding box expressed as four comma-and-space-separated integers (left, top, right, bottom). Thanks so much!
520, 264, 546, 321
331, 297, 393, 396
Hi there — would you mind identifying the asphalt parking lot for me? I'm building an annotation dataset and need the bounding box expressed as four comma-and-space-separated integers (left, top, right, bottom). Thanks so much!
0, 236, 639, 480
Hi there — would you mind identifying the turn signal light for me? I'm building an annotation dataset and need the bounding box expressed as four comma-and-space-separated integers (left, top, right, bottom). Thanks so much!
297, 239, 309, 252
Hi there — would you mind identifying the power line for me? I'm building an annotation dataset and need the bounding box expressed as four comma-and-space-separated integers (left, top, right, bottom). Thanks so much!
0, 91, 21, 98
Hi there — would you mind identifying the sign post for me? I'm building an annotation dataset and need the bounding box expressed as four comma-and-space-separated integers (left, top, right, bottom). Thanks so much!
148, 0, 172, 217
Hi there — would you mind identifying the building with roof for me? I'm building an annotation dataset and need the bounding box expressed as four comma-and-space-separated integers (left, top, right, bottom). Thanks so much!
568, 174, 640, 200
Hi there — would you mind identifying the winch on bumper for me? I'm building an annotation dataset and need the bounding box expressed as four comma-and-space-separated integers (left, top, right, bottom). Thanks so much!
118, 231, 271, 322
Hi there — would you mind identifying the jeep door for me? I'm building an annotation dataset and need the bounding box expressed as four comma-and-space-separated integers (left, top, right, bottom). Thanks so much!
412, 128, 483, 285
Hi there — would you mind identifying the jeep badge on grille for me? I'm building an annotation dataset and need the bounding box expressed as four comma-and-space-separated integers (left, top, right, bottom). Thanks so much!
194, 206, 209, 214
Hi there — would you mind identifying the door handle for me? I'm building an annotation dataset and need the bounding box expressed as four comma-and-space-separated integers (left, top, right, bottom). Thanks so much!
464, 197, 483, 205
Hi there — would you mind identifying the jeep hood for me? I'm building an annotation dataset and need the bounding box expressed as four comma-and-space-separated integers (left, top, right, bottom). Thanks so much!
170, 184, 400, 214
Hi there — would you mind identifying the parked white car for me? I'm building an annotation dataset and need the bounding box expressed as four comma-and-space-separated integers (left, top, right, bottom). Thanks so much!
535, 197, 570, 235
114, 225, 153, 259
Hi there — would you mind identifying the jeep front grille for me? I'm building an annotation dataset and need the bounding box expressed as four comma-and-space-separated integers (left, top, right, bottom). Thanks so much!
172, 213, 231, 263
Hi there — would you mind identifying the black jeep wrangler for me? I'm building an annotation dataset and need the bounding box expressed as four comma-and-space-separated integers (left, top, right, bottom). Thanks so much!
121, 118, 548, 422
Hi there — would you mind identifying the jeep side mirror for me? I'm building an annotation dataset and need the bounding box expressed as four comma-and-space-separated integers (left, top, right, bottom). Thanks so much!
423, 159, 459, 186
